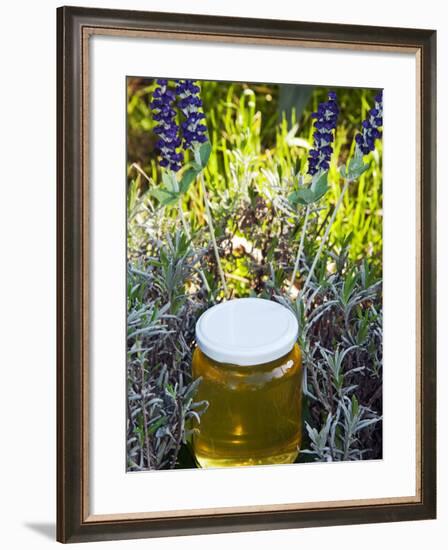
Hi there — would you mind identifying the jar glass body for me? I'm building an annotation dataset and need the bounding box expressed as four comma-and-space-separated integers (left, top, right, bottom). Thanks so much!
192, 343, 302, 468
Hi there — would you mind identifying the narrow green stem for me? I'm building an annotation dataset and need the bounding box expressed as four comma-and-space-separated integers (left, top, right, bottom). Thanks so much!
177, 195, 211, 294
302, 177, 350, 301
178, 196, 191, 238
288, 205, 310, 293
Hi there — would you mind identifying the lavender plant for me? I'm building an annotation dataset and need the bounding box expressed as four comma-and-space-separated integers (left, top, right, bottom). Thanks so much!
127, 232, 210, 470
307, 91, 339, 175
288, 89, 383, 301
355, 91, 383, 154
276, 89, 383, 460
288, 91, 339, 290
151, 79, 183, 172
148, 78, 228, 297
176, 79, 208, 148
276, 253, 383, 461
176, 79, 229, 297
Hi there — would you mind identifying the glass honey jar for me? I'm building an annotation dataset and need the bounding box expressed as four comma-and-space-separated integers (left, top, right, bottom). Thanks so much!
192, 297, 302, 468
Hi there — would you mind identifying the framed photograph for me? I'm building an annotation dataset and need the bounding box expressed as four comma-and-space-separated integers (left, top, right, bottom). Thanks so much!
57, 5, 437, 543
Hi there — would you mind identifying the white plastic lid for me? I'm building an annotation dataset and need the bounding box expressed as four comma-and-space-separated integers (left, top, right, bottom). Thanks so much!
195, 298, 299, 366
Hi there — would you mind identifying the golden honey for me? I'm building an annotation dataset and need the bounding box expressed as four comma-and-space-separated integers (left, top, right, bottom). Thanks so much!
192, 341, 302, 468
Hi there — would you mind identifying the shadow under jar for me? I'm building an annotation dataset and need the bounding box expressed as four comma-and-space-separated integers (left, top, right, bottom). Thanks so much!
192, 298, 302, 468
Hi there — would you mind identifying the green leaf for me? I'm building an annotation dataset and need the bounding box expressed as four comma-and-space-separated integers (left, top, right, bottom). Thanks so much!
198, 141, 212, 168
161, 171, 178, 192
289, 172, 328, 206
342, 268, 359, 305
289, 188, 315, 206
166, 383, 176, 397
148, 417, 167, 435
179, 168, 198, 194
341, 231, 354, 249
346, 146, 370, 180
150, 187, 179, 206
310, 171, 329, 201
351, 395, 359, 417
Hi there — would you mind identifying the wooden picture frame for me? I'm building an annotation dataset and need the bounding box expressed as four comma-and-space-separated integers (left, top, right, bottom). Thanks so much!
57, 5, 437, 543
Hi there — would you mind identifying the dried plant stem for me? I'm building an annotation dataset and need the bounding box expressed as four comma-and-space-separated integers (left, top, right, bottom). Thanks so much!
198, 171, 229, 297
303, 177, 350, 301
130, 163, 156, 212
310, 365, 332, 414
288, 205, 310, 293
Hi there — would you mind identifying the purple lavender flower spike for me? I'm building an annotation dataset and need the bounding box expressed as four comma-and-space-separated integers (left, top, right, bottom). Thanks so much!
307, 91, 339, 176
175, 80, 209, 151
150, 79, 183, 172
355, 90, 383, 155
